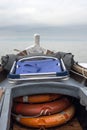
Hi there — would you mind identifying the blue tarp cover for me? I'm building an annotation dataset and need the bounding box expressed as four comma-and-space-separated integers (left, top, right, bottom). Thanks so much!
15, 59, 62, 74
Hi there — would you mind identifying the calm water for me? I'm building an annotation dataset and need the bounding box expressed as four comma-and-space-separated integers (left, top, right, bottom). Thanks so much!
0, 39, 87, 63
0, 26, 87, 63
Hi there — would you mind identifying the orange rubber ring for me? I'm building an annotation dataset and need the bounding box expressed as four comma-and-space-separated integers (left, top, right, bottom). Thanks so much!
14, 94, 62, 103
14, 105, 75, 128
13, 97, 70, 116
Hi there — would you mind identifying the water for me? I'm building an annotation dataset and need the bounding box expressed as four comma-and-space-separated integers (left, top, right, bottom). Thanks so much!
0, 26, 87, 63
0, 39, 87, 63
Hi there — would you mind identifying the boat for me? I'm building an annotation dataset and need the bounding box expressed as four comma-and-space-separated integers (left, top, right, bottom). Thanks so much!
0, 34, 87, 130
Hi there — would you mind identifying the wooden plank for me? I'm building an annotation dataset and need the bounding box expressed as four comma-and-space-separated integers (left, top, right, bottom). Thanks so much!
13, 117, 82, 130
56, 118, 82, 130
0, 88, 4, 101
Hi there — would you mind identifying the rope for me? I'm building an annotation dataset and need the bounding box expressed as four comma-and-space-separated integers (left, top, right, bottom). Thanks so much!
39, 126, 47, 130
81, 67, 87, 79
12, 108, 51, 119
71, 69, 87, 79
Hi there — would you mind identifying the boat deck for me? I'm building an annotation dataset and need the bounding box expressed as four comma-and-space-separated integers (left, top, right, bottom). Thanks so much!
0, 76, 87, 130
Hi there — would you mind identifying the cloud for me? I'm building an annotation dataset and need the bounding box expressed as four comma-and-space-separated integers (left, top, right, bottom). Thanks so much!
0, 0, 87, 27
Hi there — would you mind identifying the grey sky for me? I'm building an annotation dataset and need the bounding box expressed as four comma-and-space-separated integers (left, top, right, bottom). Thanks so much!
0, 0, 87, 27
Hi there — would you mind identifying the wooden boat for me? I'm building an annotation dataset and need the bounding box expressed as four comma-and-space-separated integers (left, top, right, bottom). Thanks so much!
0, 34, 87, 130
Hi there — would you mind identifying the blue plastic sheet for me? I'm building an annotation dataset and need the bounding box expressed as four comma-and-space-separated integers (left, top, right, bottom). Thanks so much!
15, 59, 62, 74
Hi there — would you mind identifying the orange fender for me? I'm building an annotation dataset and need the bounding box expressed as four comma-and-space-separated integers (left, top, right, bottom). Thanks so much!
14, 94, 62, 103
14, 105, 75, 128
12, 97, 70, 116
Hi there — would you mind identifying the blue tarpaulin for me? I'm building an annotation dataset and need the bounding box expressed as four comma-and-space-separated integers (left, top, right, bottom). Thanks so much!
16, 59, 62, 74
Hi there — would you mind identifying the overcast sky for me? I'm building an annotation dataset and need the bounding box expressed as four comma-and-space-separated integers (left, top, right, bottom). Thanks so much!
0, 0, 87, 27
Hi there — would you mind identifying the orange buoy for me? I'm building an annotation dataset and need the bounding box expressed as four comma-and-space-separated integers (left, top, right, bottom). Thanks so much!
14, 94, 62, 103
14, 105, 75, 128
12, 97, 70, 116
